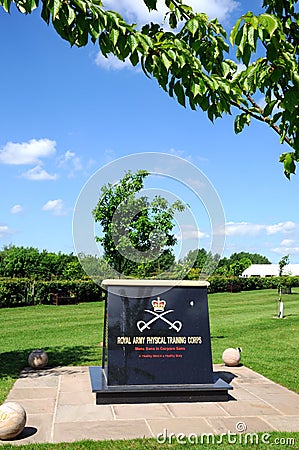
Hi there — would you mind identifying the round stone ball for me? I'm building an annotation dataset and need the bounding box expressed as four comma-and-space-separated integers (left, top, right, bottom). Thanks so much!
28, 349, 48, 369
222, 347, 241, 367
0, 402, 26, 440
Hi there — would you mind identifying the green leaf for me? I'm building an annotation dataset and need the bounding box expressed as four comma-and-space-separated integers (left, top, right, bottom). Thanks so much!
41, 1, 51, 24
271, 112, 282, 124
263, 99, 277, 117
230, 16, 243, 45
140, 56, 151, 78
143, 0, 157, 10
167, 49, 176, 61
247, 26, 257, 50
259, 13, 279, 38
198, 95, 209, 111
191, 78, 206, 97
168, 76, 175, 97
234, 113, 250, 134
99, 32, 112, 55
271, 67, 283, 83
110, 28, 119, 47
2, 0, 12, 13
161, 52, 172, 71
282, 153, 296, 178
127, 34, 139, 53
66, 4, 76, 25
242, 44, 251, 66
130, 51, 139, 67
53, 0, 62, 19
73, 0, 87, 13
247, 15, 259, 29
185, 18, 199, 37
173, 82, 185, 107
238, 25, 248, 57
169, 12, 177, 29
284, 89, 298, 112
137, 34, 152, 53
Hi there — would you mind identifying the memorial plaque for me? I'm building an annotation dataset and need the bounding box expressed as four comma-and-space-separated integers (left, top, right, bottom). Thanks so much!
107, 284, 213, 385
89, 280, 232, 404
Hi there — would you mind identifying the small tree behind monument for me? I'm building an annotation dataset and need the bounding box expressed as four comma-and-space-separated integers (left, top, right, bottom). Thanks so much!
92, 170, 185, 278
277, 254, 290, 318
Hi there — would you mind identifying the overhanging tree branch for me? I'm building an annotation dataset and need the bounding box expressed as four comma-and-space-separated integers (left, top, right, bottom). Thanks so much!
1, 0, 299, 177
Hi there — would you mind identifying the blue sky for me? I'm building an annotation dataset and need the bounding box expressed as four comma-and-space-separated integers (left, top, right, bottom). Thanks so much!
1, 0, 299, 264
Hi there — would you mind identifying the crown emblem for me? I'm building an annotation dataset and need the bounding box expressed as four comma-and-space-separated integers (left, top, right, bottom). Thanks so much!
152, 297, 166, 312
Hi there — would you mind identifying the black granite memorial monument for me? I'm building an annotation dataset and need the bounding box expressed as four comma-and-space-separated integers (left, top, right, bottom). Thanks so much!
89, 280, 232, 404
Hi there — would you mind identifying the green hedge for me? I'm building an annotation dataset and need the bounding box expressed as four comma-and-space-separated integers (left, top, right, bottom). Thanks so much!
0, 278, 105, 307
207, 275, 299, 293
208, 276, 241, 294
0, 278, 32, 307
33, 280, 105, 305
1, 275, 299, 307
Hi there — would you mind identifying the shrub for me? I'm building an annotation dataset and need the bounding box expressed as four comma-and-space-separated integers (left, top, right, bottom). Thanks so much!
33, 280, 104, 305
208, 275, 281, 293
0, 278, 32, 307
0, 278, 105, 307
207, 276, 240, 293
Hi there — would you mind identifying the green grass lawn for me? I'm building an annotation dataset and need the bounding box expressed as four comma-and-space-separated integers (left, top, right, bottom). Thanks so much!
208, 288, 299, 393
0, 302, 104, 404
1, 289, 298, 449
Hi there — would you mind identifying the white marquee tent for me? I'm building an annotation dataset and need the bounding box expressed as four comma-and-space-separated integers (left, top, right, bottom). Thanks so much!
242, 264, 299, 278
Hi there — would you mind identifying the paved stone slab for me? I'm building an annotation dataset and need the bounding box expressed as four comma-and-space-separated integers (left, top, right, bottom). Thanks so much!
263, 415, 299, 432
7, 387, 57, 401
60, 380, 91, 393
257, 394, 299, 415
58, 391, 96, 405
5, 398, 56, 415
55, 404, 114, 423
244, 382, 298, 396
228, 386, 262, 401
206, 416, 277, 434
52, 419, 153, 443
147, 417, 215, 436
166, 402, 229, 417
219, 399, 281, 416
13, 374, 59, 389
113, 404, 172, 420
1, 364, 298, 445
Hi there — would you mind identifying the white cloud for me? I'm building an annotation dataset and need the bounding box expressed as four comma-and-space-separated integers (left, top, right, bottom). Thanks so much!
58, 150, 84, 173
10, 204, 23, 214
96, 0, 239, 70
95, 53, 134, 71
0, 225, 14, 238
266, 221, 297, 235
271, 237, 299, 256
271, 246, 299, 255
224, 221, 298, 237
225, 221, 264, 236
280, 239, 295, 247
104, 0, 168, 24
104, 0, 238, 24
42, 199, 67, 216
191, 0, 239, 21
168, 148, 193, 162
0, 138, 56, 165
178, 224, 208, 240
21, 165, 58, 181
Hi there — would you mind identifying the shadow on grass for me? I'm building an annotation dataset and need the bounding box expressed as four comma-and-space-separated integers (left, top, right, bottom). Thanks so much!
0, 345, 102, 380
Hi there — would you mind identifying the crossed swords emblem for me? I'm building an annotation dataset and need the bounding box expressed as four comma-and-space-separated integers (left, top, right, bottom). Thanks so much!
137, 308, 182, 333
